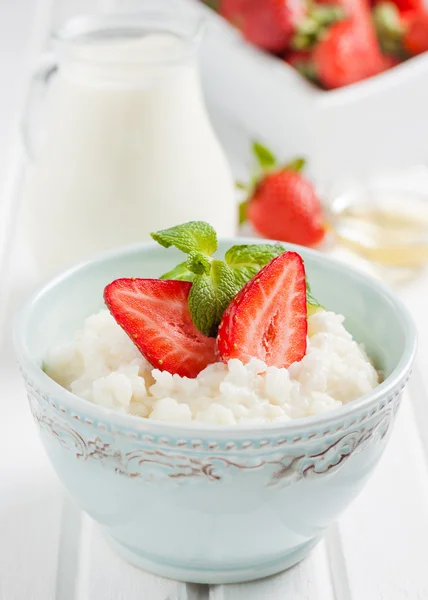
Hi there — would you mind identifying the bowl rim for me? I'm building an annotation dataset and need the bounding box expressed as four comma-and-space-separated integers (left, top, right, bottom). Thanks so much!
14, 239, 417, 438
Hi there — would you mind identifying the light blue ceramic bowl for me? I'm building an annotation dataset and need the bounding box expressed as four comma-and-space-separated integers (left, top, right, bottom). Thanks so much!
15, 239, 416, 584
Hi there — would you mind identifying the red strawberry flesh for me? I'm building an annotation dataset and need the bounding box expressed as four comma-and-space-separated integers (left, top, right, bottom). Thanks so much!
104, 278, 217, 379
217, 252, 307, 368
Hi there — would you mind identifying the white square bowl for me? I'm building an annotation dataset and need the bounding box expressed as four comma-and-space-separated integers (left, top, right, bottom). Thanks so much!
192, 1, 428, 185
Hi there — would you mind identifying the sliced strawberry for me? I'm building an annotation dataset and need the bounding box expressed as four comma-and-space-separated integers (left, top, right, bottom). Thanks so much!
104, 279, 217, 378
217, 252, 307, 368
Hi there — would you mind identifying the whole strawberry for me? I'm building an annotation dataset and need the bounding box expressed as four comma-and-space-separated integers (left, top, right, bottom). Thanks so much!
220, 0, 305, 52
239, 143, 325, 247
287, 0, 387, 87
312, 19, 386, 88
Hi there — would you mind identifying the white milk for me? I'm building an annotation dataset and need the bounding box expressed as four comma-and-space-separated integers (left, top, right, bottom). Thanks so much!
24, 33, 237, 278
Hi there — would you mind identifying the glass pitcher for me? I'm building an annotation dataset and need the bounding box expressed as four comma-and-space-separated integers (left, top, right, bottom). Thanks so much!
23, 7, 237, 279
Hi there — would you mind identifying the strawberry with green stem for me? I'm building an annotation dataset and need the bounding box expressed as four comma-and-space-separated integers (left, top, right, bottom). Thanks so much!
312, 18, 387, 89
289, 0, 386, 87
308, 0, 387, 89
289, 0, 346, 53
239, 142, 326, 247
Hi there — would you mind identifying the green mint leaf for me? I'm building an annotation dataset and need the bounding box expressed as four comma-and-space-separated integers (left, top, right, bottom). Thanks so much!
225, 243, 287, 287
252, 141, 277, 171
188, 260, 239, 337
186, 251, 212, 276
160, 262, 195, 282
151, 221, 218, 255
225, 243, 287, 267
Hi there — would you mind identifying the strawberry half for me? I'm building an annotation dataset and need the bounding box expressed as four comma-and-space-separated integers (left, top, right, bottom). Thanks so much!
104, 279, 217, 378
217, 252, 307, 368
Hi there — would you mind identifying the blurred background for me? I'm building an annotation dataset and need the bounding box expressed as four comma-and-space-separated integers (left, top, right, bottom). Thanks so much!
2, 0, 428, 290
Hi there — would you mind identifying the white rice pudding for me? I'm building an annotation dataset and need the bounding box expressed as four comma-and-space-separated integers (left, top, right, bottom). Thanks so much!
45, 310, 379, 425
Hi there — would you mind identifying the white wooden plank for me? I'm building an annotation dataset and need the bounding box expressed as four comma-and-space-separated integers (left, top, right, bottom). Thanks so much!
0, 0, 68, 593
0, 350, 65, 600
76, 514, 208, 600
332, 392, 428, 600
210, 540, 335, 600
325, 525, 353, 600
55, 495, 84, 600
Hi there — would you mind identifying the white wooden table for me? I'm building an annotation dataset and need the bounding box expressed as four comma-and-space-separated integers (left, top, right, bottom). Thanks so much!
1, 1, 428, 598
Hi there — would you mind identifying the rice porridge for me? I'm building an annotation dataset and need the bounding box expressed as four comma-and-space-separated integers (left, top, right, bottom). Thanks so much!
45, 309, 379, 425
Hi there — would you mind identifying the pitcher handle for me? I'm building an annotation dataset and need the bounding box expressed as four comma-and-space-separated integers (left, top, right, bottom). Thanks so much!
22, 54, 58, 161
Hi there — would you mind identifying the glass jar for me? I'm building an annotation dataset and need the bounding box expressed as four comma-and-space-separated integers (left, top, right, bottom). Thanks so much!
324, 168, 428, 285
23, 8, 237, 279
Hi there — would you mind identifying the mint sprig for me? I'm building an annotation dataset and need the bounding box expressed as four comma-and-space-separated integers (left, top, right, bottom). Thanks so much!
186, 251, 212, 276
189, 261, 239, 337
151, 221, 217, 255
152, 221, 322, 336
